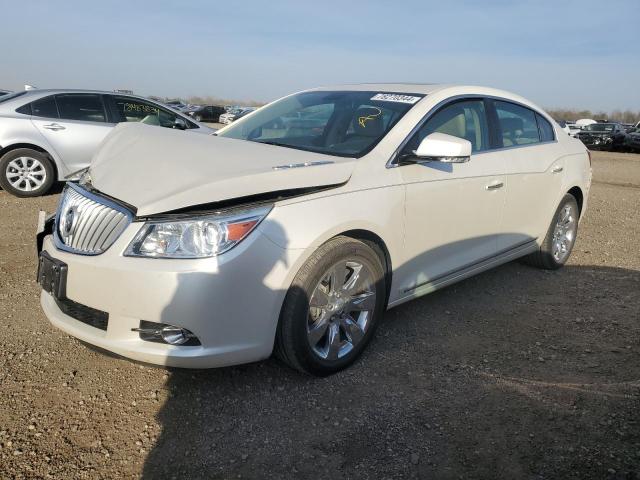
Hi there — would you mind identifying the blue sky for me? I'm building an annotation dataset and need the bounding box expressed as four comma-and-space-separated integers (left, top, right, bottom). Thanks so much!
2, 0, 639, 111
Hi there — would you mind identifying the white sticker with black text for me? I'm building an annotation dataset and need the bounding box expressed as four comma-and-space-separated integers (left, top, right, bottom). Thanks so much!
370, 93, 421, 104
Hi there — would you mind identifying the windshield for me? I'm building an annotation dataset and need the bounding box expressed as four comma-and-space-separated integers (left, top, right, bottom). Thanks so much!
0, 91, 27, 104
217, 90, 424, 157
584, 123, 614, 132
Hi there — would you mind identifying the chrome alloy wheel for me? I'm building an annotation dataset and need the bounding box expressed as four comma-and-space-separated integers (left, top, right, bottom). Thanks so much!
552, 203, 577, 262
5, 156, 47, 192
307, 260, 376, 360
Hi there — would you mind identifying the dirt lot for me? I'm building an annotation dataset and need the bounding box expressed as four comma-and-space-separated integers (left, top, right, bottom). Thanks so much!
0, 151, 639, 479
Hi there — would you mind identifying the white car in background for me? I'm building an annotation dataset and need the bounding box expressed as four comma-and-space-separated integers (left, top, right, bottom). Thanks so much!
575, 118, 597, 128
36, 84, 591, 376
219, 107, 255, 124
0, 90, 213, 196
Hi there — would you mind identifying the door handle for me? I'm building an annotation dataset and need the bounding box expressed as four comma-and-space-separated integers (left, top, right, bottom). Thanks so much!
485, 181, 504, 190
551, 166, 564, 173
42, 123, 65, 131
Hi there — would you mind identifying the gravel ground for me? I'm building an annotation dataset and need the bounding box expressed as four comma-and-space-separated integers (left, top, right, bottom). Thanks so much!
0, 151, 639, 479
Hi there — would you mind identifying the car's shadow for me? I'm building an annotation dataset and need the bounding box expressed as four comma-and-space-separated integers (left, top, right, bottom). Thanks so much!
140, 262, 640, 480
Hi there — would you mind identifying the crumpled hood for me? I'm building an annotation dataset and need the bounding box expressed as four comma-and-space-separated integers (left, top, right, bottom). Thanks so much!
89, 123, 355, 216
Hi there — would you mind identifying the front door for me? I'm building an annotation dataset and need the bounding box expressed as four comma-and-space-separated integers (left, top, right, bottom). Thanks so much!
397, 99, 506, 297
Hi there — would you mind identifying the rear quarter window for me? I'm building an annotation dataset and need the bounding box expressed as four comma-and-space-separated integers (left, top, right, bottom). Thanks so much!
536, 114, 555, 142
31, 96, 59, 118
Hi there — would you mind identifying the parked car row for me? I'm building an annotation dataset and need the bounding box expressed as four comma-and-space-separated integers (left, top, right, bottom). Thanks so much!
0, 90, 213, 196
555, 118, 640, 152
162, 100, 258, 124
185, 105, 227, 122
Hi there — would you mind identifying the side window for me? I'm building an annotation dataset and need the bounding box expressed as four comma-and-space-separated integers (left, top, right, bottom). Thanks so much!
110, 96, 193, 129
404, 99, 490, 153
56, 94, 106, 122
536, 113, 555, 142
494, 101, 540, 146
30, 96, 59, 118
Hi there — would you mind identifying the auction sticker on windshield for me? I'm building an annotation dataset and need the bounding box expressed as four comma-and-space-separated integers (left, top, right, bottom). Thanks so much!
370, 93, 422, 104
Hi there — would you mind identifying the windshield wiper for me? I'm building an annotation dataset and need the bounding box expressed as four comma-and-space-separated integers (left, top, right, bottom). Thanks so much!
254, 140, 290, 148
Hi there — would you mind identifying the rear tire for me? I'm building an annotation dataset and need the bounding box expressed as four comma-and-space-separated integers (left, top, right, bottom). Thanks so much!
523, 193, 579, 270
0, 148, 55, 197
275, 236, 386, 376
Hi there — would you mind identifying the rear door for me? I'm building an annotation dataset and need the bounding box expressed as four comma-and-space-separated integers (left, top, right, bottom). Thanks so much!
488, 99, 564, 251
31, 93, 114, 175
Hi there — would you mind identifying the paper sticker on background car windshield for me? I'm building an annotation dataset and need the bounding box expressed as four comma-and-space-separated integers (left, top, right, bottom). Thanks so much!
370, 93, 421, 104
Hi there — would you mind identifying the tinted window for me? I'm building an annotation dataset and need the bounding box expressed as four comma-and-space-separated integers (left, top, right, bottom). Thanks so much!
536, 114, 555, 142
15, 104, 32, 115
403, 99, 490, 153
30, 96, 59, 118
110, 96, 193, 129
494, 101, 540, 146
56, 94, 106, 122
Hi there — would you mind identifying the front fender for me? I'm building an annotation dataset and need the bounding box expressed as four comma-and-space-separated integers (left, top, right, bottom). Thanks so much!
257, 185, 405, 302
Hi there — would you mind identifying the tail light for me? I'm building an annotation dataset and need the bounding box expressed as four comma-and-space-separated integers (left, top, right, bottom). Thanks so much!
587, 150, 592, 167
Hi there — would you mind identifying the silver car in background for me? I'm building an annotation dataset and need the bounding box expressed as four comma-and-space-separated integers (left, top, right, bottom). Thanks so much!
0, 90, 213, 197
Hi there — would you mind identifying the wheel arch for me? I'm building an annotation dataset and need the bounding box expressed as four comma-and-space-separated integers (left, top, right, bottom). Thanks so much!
340, 229, 393, 308
567, 186, 584, 216
0, 143, 60, 180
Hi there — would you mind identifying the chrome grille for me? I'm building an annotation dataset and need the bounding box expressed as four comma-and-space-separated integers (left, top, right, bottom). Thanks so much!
54, 184, 132, 255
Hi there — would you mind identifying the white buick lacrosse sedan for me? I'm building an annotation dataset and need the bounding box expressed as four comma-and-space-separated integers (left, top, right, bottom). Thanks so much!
36, 84, 592, 375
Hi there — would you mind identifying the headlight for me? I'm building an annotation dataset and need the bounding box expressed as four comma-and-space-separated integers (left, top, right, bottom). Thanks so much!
124, 205, 272, 258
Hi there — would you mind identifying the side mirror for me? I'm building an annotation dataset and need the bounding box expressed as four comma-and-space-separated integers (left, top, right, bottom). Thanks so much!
173, 118, 187, 130
412, 133, 472, 163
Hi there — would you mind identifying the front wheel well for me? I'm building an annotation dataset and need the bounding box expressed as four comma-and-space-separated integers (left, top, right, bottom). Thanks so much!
0, 143, 59, 180
568, 186, 584, 216
340, 229, 392, 308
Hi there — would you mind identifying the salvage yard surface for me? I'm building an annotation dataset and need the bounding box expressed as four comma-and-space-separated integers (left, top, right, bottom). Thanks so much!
0, 152, 639, 479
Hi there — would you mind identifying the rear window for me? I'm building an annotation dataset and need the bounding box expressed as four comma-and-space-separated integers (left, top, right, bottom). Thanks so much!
56, 94, 106, 123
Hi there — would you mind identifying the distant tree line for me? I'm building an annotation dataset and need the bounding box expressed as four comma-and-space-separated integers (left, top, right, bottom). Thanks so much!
546, 108, 640, 124
186, 95, 265, 108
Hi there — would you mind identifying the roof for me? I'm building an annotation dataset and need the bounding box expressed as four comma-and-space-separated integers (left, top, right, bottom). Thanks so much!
314, 83, 452, 95
16, 88, 144, 96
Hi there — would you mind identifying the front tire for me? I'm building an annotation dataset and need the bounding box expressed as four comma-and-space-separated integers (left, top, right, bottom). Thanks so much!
0, 148, 55, 197
523, 193, 579, 270
275, 236, 386, 376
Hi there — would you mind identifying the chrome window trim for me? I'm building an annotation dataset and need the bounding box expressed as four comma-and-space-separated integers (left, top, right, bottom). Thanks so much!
53, 182, 134, 256
386, 94, 559, 168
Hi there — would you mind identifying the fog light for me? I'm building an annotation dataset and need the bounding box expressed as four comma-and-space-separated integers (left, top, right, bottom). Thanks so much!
132, 321, 200, 346
161, 326, 192, 345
